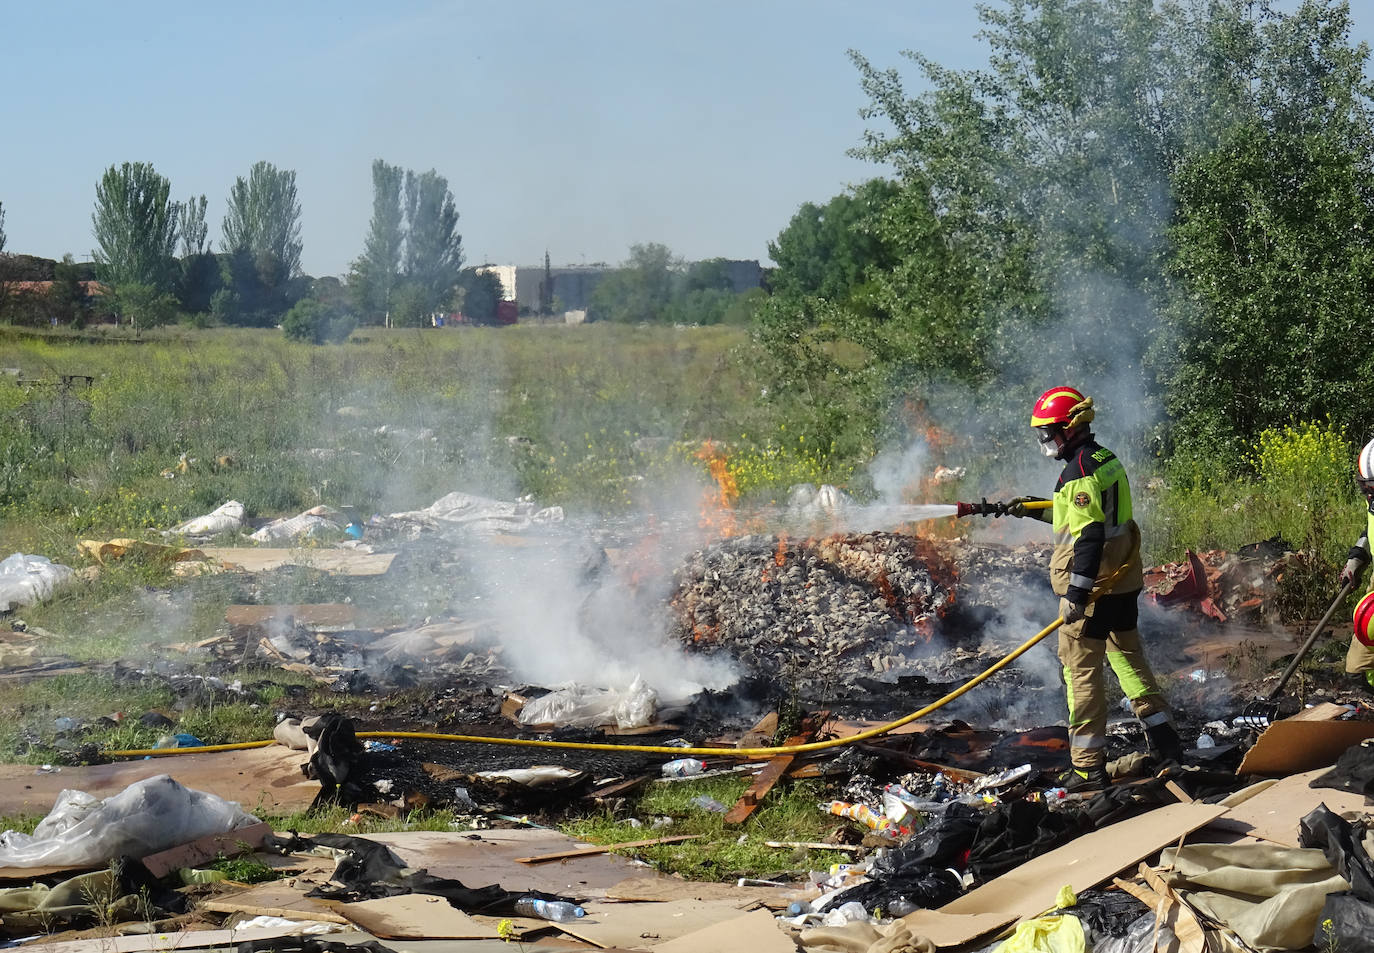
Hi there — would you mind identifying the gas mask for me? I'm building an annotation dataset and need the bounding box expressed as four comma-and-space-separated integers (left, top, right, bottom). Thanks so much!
1037, 426, 1062, 458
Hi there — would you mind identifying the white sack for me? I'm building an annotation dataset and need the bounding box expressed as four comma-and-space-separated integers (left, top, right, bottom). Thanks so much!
250, 513, 341, 543
164, 500, 245, 537
518, 675, 657, 729
0, 775, 259, 868
0, 553, 75, 611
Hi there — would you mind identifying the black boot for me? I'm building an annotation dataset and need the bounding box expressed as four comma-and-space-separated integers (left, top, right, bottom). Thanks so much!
1057, 765, 1111, 793
1145, 722, 1185, 764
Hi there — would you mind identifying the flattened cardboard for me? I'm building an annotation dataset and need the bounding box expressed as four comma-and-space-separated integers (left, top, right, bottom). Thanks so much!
891, 911, 1015, 948
19, 924, 341, 953
558, 899, 760, 949
606, 875, 799, 907
201, 880, 347, 923
1237, 704, 1374, 775
201, 547, 395, 576
1207, 766, 1368, 847
0, 746, 319, 816
904, 802, 1227, 946
650, 907, 796, 953
141, 821, 271, 878
329, 893, 501, 939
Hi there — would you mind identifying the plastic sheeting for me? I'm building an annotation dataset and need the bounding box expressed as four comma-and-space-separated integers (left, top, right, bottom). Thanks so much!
0, 553, 75, 611
251, 512, 342, 543
517, 676, 657, 729
1300, 803, 1374, 953
0, 775, 260, 868
388, 491, 564, 534
163, 500, 245, 538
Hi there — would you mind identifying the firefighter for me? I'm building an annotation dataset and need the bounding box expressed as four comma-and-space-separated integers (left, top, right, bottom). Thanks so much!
1340, 438, 1374, 690
1007, 387, 1183, 791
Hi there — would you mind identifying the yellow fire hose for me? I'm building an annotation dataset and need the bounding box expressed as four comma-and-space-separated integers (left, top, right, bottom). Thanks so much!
106, 617, 1067, 760
107, 546, 1115, 763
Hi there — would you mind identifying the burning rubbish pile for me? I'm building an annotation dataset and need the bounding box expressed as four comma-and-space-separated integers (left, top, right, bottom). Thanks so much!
668, 532, 960, 693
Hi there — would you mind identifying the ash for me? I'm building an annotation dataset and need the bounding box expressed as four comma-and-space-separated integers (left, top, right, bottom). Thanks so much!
669, 532, 959, 695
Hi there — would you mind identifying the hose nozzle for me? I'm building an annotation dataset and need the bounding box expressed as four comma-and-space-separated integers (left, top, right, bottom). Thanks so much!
956, 499, 1007, 518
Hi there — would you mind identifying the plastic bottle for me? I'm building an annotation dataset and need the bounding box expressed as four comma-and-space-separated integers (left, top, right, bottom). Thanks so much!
786, 900, 813, 916
661, 758, 707, 777
512, 897, 585, 922
1196, 733, 1216, 749
827, 801, 899, 837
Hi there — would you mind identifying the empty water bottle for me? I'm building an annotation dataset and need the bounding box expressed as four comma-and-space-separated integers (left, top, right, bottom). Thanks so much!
1196, 733, 1216, 749
661, 758, 706, 777
786, 900, 813, 916
512, 897, 585, 922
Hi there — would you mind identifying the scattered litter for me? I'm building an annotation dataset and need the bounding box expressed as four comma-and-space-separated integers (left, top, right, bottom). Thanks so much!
0, 553, 75, 611
162, 500, 245, 539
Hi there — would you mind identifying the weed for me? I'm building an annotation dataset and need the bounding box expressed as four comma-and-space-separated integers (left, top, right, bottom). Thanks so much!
209, 855, 280, 884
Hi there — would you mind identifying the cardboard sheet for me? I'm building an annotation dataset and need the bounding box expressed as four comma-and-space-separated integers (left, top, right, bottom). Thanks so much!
366, 829, 677, 898
25, 924, 340, 953
1206, 766, 1369, 847
1237, 703, 1374, 775
202, 880, 347, 923
558, 899, 760, 949
650, 907, 797, 953
606, 874, 799, 907
904, 802, 1228, 946
0, 745, 319, 816
329, 893, 501, 939
200, 547, 395, 576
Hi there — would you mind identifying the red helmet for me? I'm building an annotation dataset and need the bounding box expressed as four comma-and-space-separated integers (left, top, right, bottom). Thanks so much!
1356, 591, 1374, 648
1030, 387, 1086, 428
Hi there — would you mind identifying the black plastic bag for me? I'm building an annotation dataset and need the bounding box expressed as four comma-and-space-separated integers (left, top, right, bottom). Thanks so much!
1313, 892, 1374, 953
871, 802, 982, 876
1310, 739, 1374, 798
829, 868, 963, 914
1299, 803, 1374, 901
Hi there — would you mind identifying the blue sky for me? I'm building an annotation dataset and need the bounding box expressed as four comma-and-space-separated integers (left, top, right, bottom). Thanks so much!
1, 2, 1368, 277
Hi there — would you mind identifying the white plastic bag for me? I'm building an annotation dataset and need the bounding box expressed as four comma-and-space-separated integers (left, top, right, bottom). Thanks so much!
518, 676, 658, 729
0, 553, 75, 610
0, 775, 260, 867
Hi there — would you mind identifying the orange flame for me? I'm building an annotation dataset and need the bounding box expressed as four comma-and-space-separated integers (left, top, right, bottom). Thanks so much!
694, 440, 763, 538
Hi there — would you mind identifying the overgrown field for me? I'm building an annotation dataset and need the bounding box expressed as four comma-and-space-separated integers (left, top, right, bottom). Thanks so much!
0, 325, 1363, 592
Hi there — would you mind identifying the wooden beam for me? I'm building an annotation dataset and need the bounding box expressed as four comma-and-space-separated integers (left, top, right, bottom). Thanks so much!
723, 711, 828, 825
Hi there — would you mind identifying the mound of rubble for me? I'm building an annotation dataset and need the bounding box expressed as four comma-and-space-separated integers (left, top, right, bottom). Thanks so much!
669, 532, 960, 692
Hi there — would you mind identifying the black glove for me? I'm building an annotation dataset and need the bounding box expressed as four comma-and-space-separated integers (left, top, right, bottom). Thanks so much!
1059, 598, 1086, 624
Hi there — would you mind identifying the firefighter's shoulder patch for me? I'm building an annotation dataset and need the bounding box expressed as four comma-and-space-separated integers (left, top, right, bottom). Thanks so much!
1073, 491, 1091, 508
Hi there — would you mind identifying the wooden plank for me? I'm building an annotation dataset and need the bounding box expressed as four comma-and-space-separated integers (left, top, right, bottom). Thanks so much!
586, 774, 653, 801
141, 821, 271, 879
723, 712, 827, 825
515, 834, 702, 864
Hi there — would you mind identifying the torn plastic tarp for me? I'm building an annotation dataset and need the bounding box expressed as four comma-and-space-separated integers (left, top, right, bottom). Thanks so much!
517, 676, 657, 729
162, 499, 245, 538
0, 775, 259, 868
0, 857, 189, 933
1300, 803, 1374, 953
1310, 738, 1374, 798
0, 553, 75, 611
388, 491, 563, 534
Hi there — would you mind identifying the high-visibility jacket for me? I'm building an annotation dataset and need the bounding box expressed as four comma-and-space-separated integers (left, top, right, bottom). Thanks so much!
1354, 506, 1374, 595
1049, 439, 1144, 604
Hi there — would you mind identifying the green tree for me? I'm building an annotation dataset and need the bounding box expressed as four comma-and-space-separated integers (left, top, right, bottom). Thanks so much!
1160, 0, 1374, 463
589, 243, 679, 323
48, 254, 90, 326
222, 161, 303, 285
768, 179, 900, 302
91, 162, 180, 292
108, 282, 178, 329
388, 280, 431, 328
178, 195, 209, 257
351, 160, 405, 322
402, 169, 462, 312
455, 268, 502, 324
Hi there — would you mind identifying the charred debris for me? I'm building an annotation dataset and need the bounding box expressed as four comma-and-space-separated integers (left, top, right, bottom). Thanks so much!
2, 494, 1374, 950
